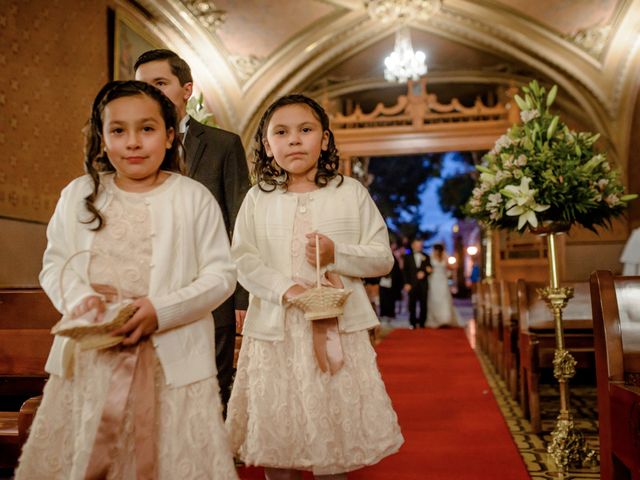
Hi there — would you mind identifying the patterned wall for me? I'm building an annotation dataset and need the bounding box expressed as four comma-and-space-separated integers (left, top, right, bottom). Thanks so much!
0, 0, 109, 223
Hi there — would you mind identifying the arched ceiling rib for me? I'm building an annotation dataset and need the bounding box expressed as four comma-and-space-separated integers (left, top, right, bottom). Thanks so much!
133, 0, 640, 168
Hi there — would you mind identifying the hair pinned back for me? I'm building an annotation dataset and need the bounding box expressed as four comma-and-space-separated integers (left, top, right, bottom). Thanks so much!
252, 94, 342, 192
83, 80, 182, 230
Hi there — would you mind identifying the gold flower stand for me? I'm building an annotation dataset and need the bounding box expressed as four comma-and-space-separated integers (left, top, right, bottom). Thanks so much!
533, 224, 597, 474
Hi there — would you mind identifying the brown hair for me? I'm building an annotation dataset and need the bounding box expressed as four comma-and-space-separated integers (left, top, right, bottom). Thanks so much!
83, 80, 182, 230
252, 94, 342, 192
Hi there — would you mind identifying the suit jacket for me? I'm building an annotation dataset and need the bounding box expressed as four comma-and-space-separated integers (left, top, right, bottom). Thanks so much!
185, 118, 251, 326
403, 251, 431, 292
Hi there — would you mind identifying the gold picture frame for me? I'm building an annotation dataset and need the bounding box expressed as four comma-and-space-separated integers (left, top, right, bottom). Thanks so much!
113, 9, 162, 80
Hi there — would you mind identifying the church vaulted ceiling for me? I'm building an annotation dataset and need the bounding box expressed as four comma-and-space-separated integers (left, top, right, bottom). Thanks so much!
129, 0, 640, 169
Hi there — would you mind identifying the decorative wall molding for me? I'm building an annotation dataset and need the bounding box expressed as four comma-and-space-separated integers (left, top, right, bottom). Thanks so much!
228, 54, 264, 81
179, 0, 226, 31
330, 78, 517, 157
564, 24, 612, 58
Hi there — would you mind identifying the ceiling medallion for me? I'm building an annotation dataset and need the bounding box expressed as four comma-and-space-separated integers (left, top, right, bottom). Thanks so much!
365, 0, 441, 23
364, 0, 441, 83
180, 0, 226, 31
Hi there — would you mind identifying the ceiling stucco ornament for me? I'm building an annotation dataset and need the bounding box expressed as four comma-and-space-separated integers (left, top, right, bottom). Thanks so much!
364, 0, 441, 23
228, 54, 264, 81
179, 0, 226, 31
564, 24, 612, 59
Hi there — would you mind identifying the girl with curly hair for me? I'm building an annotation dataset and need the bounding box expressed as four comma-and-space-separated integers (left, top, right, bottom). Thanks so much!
226, 94, 403, 480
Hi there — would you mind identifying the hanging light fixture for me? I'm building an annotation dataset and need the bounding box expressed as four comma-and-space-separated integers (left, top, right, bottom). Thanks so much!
383, 26, 427, 83
364, 0, 441, 83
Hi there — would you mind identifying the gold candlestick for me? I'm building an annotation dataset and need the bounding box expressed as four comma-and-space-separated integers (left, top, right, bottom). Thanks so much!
535, 228, 596, 473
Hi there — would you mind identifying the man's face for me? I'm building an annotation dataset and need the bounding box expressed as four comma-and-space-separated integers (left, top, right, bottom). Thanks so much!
412, 240, 423, 252
135, 60, 192, 117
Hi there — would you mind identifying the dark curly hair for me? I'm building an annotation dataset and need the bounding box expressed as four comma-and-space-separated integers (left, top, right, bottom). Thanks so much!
83, 80, 182, 230
252, 94, 342, 191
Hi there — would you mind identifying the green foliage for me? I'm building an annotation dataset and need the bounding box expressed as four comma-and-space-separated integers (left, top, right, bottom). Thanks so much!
465, 80, 637, 232
439, 172, 476, 219
186, 93, 217, 127
368, 154, 441, 239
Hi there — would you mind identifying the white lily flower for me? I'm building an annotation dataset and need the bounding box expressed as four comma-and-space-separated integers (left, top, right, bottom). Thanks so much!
502, 177, 550, 229
520, 109, 540, 123
479, 172, 496, 186
515, 154, 527, 167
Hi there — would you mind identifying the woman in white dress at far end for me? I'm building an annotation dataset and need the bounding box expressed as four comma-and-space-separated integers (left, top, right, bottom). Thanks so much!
426, 244, 462, 328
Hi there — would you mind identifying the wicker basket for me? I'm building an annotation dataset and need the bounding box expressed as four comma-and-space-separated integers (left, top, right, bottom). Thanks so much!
288, 235, 351, 321
50, 250, 138, 350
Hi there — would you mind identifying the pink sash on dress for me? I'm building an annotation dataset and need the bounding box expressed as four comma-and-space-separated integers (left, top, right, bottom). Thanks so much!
310, 272, 345, 375
84, 340, 156, 480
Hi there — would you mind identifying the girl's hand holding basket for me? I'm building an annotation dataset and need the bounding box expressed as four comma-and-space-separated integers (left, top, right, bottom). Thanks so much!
111, 297, 158, 346
305, 232, 334, 267
50, 250, 141, 350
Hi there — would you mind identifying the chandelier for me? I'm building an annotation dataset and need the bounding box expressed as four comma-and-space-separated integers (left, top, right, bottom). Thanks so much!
364, 0, 441, 83
384, 27, 426, 83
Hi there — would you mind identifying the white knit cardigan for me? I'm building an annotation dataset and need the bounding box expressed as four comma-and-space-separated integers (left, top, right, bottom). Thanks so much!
42, 173, 236, 387
232, 176, 393, 341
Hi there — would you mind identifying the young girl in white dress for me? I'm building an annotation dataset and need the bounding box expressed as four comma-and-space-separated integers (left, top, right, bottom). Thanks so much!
426, 243, 461, 328
16, 81, 239, 479
226, 94, 403, 480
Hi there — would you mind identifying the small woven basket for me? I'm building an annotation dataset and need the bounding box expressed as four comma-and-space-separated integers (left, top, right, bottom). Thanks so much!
50, 250, 138, 350
288, 235, 351, 321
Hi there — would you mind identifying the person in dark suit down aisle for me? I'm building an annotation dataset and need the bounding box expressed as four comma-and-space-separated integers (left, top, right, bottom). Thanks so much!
402, 237, 431, 329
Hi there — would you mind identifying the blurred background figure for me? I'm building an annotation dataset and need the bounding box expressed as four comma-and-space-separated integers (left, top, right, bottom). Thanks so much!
403, 237, 431, 329
379, 241, 404, 324
426, 244, 461, 328
620, 227, 640, 275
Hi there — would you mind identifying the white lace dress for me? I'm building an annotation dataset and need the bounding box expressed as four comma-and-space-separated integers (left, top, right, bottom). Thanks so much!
16, 179, 238, 480
226, 192, 403, 475
426, 257, 461, 328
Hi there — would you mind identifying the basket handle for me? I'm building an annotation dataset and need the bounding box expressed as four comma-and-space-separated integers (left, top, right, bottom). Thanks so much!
315, 234, 321, 289
59, 249, 124, 316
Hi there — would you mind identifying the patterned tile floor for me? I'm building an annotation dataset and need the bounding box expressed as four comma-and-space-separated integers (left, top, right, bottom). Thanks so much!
477, 352, 600, 479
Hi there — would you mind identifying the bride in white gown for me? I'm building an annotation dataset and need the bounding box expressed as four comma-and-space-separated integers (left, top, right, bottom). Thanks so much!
426, 244, 462, 328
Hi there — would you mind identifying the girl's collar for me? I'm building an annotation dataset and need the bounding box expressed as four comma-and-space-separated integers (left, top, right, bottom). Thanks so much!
100, 171, 179, 197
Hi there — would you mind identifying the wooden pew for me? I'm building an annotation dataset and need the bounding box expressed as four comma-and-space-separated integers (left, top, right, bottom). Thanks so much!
590, 270, 640, 480
516, 279, 594, 433
476, 279, 492, 353
499, 280, 519, 399
471, 282, 482, 346
0, 288, 58, 469
487, 280, 504, 376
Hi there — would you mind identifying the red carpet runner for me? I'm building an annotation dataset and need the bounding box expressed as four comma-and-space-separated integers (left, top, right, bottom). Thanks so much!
238, 328, 529, 479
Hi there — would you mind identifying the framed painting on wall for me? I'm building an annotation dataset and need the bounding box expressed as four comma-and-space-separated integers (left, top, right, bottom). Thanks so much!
113, 9, 162, 80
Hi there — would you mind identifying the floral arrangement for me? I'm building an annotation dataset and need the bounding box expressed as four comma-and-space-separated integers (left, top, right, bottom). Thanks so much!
186, 93, 217, 127
465, 80, 636, 232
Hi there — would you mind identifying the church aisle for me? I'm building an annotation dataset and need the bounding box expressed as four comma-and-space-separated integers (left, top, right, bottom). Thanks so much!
238, 327, 530, 479
350, 328, 530, 480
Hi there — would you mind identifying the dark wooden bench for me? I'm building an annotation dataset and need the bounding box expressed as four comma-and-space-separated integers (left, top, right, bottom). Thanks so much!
486, 280, 504, 377
590, 270, 640, 480
499, 280, 519, 399
0, 288, 58, 469
475, 279, 492, 353
516, 279, 594, 433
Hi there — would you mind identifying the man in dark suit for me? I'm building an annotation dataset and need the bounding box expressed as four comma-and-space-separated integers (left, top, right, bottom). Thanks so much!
403, 237, 431, 329
135, 50, 250, 412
